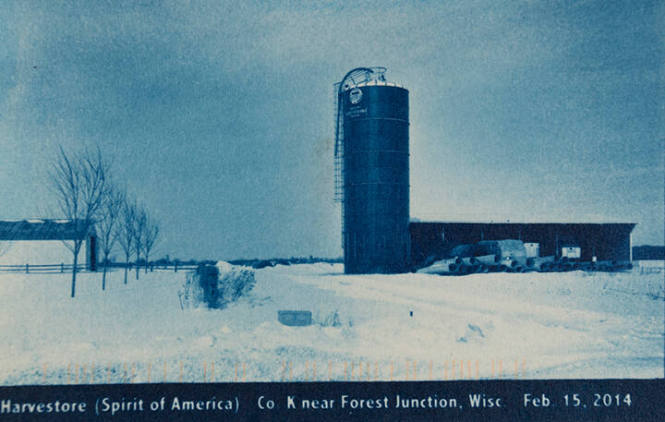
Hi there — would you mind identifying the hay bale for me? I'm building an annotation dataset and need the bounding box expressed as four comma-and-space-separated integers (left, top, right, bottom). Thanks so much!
528, 256, 555, 271
416, 257, 459, 274
477, 240, 527, 264
474, 254, 498, 265
450, 244, 475, 258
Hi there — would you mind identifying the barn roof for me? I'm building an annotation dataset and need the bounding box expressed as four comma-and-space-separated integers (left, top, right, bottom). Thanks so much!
0, 219, 95, 241
410, 221, 636, 230
409, 221, 637, 242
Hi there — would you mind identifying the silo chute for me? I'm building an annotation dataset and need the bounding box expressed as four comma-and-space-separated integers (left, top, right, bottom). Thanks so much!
334, 67, 386, 203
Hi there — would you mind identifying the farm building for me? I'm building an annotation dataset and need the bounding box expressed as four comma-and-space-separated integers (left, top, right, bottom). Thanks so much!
334, 67, 642, 275
0, 219, 97, 271
410, 222, 636, 268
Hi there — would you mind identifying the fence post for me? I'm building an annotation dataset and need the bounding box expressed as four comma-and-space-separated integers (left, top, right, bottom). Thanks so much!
26, 264, 29, 274
61, 263, 64, 273
174, 263, 178, 273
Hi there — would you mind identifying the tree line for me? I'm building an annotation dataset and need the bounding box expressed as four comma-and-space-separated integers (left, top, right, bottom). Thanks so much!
49, 146, 160, 298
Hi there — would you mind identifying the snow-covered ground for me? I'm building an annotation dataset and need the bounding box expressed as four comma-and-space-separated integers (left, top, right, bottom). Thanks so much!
0, 263, 662, 385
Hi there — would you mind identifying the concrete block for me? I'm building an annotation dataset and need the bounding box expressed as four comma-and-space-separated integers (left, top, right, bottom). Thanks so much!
278, 310, 312, 327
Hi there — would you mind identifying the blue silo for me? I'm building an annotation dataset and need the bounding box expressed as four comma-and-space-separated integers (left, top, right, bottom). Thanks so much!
334, 67, 410, 274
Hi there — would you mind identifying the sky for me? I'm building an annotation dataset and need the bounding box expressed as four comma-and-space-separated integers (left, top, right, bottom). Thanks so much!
0, 0, 663, 260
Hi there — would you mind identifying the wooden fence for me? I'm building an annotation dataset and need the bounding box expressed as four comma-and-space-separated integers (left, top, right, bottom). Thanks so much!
0, 263, 86, 273
0, 263, 200, 274
139, 264, 199, 272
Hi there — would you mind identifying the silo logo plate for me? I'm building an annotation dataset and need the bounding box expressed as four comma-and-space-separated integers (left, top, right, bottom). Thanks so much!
349, 88, 363, 104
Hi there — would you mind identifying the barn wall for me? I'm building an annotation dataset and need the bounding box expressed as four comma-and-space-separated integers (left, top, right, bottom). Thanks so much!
0, 240, 95, 268
410, 222, 635, 267
86, 236, 97, 271
0, 240, 73, 265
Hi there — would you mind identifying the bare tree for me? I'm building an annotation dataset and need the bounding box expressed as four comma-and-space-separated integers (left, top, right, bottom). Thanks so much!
97, 186, 124, 290
0, 242, 11, 257
142, 216, 159, 273
49, 146, 109, 298
133, 206, 146, 280
117, 199, 136, 284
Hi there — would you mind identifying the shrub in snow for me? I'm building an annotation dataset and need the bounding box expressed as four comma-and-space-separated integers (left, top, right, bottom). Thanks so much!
178, 270, 206, 309
217, 264, 256, 304
253, 260, 275, 269
178, 262, 256, 309
315, 310, 341, 327
310, 309, 346, 328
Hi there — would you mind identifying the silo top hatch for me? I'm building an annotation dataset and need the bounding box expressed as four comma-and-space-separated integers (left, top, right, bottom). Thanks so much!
336, 67, 408, 122
337, 67, 405, 91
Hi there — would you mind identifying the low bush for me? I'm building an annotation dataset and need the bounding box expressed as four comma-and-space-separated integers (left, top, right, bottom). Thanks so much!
178, 263, 256, 309
315, 310, 341, 327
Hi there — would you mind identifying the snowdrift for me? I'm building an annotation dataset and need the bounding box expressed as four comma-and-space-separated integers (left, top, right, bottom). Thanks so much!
0, 263, 662, 384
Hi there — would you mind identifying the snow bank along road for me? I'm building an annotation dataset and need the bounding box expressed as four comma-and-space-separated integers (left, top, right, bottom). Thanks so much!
0, 263, 662, 384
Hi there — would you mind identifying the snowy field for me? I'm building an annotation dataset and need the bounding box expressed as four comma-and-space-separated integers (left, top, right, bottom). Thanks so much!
0, 262, 663, 385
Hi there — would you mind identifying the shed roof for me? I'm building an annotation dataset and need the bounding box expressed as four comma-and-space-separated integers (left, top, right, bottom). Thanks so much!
0, 219, 95, 241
